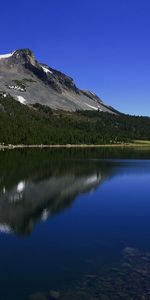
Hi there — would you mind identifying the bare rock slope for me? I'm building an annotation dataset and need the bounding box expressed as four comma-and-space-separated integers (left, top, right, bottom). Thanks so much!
0, 49, 116, 112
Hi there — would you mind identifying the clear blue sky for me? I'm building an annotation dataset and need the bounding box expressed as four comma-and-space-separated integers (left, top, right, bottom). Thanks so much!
0, 0, 150, 116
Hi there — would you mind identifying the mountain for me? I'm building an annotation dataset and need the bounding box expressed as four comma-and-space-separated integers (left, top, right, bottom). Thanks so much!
0, 49, 150, 145
0, 49, 116, 113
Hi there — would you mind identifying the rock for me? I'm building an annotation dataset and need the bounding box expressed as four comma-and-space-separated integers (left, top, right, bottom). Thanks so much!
49, 290, 60, 299
29, 293, 48, 300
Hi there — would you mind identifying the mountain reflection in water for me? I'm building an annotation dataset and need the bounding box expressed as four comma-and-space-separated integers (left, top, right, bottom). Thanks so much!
0, 150, 109, 235
0, 148, 150, 236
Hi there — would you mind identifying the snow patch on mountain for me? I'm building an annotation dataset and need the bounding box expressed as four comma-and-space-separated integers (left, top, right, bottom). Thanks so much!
9, 85, 25, 92
0, 52, 15, 60
85, 103, 98, 110
17, 96, 26, 104
41, 65, 53, 74
90, 92, 96, 96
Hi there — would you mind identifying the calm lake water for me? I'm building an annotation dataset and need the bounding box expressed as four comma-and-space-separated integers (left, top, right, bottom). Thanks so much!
0, 148, 150, 300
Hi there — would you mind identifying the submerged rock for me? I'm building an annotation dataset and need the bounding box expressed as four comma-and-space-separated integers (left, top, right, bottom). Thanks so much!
29, 293, 48, 300
29, 290, 61, 300
49, 290, 60, 299
60, 246, 150, 299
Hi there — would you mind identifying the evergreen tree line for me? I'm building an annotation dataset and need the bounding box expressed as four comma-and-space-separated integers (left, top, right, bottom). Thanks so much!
0, 95, 150, 145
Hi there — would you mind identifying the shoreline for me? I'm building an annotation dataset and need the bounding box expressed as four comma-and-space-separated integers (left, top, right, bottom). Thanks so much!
0, 143, 150, 149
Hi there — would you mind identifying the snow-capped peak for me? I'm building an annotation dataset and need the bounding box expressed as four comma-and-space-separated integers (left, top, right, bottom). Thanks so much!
0, 51, 15, 60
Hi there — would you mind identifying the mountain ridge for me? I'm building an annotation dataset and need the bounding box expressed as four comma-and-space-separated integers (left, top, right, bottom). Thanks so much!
0, 48, 117, 113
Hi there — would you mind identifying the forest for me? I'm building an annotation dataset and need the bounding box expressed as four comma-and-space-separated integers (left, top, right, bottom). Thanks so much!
0, 94, 150, 145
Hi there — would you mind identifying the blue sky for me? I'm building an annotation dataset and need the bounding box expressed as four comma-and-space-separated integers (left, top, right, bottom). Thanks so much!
0, 0, 150, 116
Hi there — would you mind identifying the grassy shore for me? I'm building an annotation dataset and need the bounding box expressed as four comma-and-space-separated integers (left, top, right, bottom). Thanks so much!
0, 141, 150, 149
133, 140, 150, 145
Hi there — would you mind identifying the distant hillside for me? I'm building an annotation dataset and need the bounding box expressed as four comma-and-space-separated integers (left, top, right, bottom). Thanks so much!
0, 94, 150, 145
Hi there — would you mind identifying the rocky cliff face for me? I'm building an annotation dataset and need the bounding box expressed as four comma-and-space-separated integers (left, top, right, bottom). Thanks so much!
0, 48, 117, 112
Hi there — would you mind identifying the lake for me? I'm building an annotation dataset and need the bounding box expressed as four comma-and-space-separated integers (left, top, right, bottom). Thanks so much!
0, 147, 150, 300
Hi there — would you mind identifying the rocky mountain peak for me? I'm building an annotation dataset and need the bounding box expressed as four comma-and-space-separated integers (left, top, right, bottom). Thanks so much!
11, 48, 36, 65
